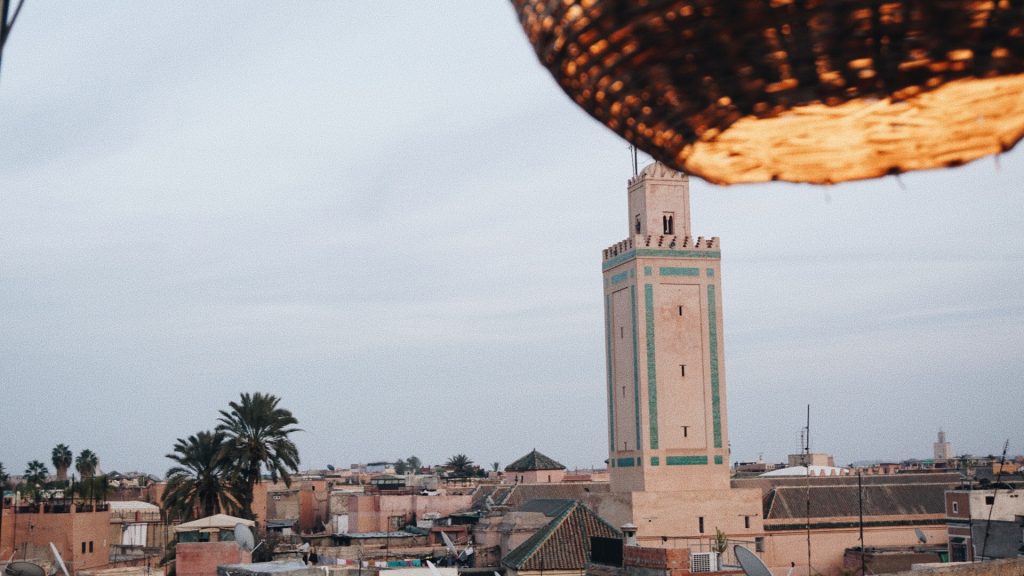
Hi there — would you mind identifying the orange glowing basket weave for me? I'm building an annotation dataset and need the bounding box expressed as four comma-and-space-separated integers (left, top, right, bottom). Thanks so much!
511, 0, 1024, 184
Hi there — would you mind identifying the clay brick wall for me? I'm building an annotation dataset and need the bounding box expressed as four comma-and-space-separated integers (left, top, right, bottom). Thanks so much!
624, 546, 689, 572
176, 541, 250, 576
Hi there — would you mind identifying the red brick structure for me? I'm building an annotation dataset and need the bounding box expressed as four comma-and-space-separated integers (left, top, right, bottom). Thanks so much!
175, 542, 250, 576
1, 503, 111, 572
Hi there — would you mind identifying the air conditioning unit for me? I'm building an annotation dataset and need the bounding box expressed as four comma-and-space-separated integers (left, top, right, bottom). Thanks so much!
690, 552, 719, 573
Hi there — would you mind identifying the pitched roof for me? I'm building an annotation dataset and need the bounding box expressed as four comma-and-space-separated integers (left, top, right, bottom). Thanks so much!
174, 513, 255, 532
502, 482, 610, 509
502, 500, 621, 571
764, 483, 950, 520
505, 450, 565, 472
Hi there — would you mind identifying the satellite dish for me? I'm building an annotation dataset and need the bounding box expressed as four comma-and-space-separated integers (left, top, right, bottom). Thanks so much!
5, 562, 46, 576
735, 545, 772, 576
326, 465, 335, 471
426, 560, 443, 576
440, 531, 458, 556
49, 543, 70, 576
915, 528, 928, 544
235, 523, 256, 551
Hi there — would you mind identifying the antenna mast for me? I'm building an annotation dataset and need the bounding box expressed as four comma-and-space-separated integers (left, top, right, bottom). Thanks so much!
804, 405, 812, 576
979, 439, 1010, 560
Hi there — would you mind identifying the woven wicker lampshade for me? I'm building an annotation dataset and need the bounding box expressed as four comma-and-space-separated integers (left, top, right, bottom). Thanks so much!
511, 0, 1024, 185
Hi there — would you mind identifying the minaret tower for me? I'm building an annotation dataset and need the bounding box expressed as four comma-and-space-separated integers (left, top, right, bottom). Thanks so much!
599, 163, 761, 543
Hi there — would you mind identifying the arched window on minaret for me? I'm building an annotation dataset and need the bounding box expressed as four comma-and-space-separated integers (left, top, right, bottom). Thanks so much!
663, 213, 674, 235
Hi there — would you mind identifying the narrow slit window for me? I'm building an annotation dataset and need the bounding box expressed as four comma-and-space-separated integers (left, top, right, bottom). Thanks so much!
678, 305, 684, 316
680, 364, 686, 377
698, 517, 705, 534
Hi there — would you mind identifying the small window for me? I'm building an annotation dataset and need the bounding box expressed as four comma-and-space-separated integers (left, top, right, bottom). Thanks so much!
698, 516, 705, 534
678, 305, 684, 316
985, 495, 995, 505
82, 542, 86, 554
662, 213, 674, 235
755, 537, 765, 552
89, 541, 94, 553
635, 215, 641, 233
680, 364, 686, 377
745, 516, 751, 529
952, 501, 959, 513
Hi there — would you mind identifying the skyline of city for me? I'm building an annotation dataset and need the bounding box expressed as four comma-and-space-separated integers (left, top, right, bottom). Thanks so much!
1, 3, 1021, 476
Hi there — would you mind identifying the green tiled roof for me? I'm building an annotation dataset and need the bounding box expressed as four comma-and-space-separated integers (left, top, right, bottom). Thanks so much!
501, 500, 622, 571
504, 449, 565, 472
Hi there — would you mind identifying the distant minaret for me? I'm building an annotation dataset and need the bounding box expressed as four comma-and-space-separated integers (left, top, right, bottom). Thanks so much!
934, 429, 953, 461
602, 163, 728, 493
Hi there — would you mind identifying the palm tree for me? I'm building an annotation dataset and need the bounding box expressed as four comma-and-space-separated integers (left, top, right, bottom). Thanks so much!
446, 454, 473, 476
162, 430, 237, 521
405, 456, 421, 472
216, 392, 301, 520
24, 459, 48, 485
0, 462, 9, 488
51, 444, 72, 483
75, 449, 99, 478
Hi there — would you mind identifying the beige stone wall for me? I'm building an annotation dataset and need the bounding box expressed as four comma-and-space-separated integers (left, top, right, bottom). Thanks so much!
762, 525, 948, 576
346, 494, 473, 533
519, 470, 566, 484
628, 488, 763, 543
892, 558, 1024, 576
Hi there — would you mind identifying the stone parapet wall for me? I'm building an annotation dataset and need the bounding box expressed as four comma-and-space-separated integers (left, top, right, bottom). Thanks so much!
894, 558, 1024, 576
603, 236, 720, 261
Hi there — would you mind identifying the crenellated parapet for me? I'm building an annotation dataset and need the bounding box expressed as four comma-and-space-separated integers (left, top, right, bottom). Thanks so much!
602, 235, 720, 263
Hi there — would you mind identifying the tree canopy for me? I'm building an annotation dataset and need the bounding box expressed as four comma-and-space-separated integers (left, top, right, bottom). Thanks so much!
162, 430, 238, 521
216, 392, 301, 520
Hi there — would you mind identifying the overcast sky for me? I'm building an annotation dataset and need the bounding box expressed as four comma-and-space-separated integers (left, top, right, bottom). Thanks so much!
1, 2, 1021, 478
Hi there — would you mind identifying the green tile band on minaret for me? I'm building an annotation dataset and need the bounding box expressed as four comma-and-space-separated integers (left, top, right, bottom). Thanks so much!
644, 283, 659, 450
